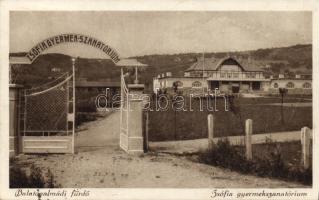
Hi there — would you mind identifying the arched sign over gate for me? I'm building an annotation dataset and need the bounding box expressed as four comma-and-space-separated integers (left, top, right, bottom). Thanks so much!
12, 33, 145, 155
26, 33, 120, 63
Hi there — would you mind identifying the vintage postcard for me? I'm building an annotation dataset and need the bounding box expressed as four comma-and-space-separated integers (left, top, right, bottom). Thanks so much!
0, 0, 318, 199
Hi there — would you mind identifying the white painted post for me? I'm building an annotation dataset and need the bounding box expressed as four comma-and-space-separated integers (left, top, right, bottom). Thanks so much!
71, 57, 76, 154
245, 119, 253, 160
208, 114, 214, 150
301, 127, 311, 169
145, 112, 149, 151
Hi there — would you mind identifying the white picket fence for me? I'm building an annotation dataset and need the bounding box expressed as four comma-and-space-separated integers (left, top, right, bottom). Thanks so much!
207, 114, 312, 169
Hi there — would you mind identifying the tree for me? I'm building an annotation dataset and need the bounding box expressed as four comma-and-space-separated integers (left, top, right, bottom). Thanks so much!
279, 87, 288, 124
172, 81, 179, 94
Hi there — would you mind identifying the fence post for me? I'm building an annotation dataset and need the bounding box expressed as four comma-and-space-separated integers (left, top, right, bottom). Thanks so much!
301, 127, 311, 169
145, 111, 149, 152
208, 114, 214, 150
9, 84, 23, 157
245, 119, 253, 160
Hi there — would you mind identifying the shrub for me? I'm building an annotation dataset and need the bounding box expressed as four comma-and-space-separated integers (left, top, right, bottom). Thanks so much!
29, 165, 45, 188
45, 169, 56, 188
9, 166, 30, 188
199, 140, 250, 172
76, 112, 97, 126
10, 163, 58, 188
198, 140, 312, 185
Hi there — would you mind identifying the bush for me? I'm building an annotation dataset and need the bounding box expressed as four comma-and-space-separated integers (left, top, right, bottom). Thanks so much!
10, 164, 58, 188
29, 165, 45, 188
9, 166, 30, 188
76, 112, 97, 126
198, 140, 312, 185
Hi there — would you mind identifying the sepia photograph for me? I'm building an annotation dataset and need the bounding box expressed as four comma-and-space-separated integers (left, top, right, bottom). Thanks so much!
1, 2, 317, 199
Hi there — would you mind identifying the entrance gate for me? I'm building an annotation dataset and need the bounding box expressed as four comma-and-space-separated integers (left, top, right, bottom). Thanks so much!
9, 33, 147, 156
19, 72, 75, 153
119, 68, 129, 151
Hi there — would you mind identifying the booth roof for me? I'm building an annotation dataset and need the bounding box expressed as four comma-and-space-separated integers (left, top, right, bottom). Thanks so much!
115, 58, 148, 67
9, 56, 31, 65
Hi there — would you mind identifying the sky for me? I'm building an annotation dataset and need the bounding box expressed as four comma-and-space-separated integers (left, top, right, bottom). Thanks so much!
10, 11, 312, 58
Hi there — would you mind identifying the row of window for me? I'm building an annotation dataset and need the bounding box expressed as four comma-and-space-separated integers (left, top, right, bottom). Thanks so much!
178, 81, 290, 88
168, 81, 311, 89
170, 81, 202, 88
273, 82, 311, 89
190, 71, 263, 79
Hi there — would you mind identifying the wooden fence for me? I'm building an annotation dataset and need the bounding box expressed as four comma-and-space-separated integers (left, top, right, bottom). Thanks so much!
207, 114, 312, 169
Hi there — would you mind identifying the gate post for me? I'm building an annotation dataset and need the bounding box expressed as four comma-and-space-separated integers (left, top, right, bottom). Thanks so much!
245, 119, 253, 160
9, 84, 23, 157
208, 114, 214, 150
127, 84, 145, 154
301, 127, 311, 169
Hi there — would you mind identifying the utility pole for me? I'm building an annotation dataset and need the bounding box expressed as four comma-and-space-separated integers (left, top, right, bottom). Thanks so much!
71, 57, 76, 154
279, 87, 287, 124
202, 52, 205, 95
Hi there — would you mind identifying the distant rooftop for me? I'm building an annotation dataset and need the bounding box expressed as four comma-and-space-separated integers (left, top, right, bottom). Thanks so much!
76, 80, 120, 87
116, 58, 148, 67
9, 56, 31, 65
186, 56, 273, 72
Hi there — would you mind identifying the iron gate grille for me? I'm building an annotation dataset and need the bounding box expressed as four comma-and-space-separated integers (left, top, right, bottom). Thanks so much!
19, 72, 75, 154
22, 73, 72, 136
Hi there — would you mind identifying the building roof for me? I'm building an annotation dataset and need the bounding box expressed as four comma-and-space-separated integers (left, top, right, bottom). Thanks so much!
9, 56, 31, 65
115, 58, 148, 67
76, 81, 120, 87
186, 56, 266, 72
271, 78, 312, 81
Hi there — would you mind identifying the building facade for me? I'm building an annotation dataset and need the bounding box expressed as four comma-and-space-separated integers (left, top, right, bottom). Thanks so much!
153, 56, 312, 95
268, 76, 312, 95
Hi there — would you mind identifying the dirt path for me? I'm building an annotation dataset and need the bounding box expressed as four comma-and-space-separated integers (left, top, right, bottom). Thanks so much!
76, 110, 120, 152
15, 111, 306, 188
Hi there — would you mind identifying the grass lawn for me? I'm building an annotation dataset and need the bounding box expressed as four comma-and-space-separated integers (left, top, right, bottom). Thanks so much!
148, 95, 312, 141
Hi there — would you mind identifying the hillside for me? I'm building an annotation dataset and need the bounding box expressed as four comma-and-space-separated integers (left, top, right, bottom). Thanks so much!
135, 44, 312, 78
10, 44, 312, 91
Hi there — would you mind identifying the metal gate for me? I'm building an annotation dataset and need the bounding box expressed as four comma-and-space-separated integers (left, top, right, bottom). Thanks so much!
119, 68, 129, 151
19, 72, 75, 153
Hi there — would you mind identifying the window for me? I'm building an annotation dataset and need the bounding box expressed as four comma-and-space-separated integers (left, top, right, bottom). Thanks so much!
220, 73, 226, 78
233, 73, 239, 78
192, 81, 202, 88
175, 81, 183, 87
286, 82, 294, 88
273, 83, 278, 88
303, 82, 311, 89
